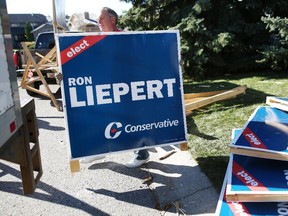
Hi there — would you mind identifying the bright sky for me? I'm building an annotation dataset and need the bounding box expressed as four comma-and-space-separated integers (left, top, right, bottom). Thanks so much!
6, 0, 132, 17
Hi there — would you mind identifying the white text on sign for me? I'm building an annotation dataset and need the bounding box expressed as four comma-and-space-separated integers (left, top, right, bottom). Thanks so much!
67, 76, 176, 108
237, 170, 258, 187
66, 40, 90, 58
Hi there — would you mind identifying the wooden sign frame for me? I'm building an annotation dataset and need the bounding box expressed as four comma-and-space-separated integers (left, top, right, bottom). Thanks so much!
266, 96, 288, 112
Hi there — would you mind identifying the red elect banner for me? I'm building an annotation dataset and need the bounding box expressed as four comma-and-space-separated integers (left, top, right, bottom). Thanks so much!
60, 35, 107, 64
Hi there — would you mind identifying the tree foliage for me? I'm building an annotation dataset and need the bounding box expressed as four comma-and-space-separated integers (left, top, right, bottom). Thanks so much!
119, 0, 288, 79
24, 22, 34, 41
257, 16, 288, 70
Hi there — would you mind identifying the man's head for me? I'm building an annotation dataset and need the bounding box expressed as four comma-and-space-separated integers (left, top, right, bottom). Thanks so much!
98, 7, 118, 32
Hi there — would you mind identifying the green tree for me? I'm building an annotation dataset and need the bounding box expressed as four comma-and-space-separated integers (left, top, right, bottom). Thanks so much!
24, 22, 34, 41
120, 0, 288, 79
258, 16, 288, 71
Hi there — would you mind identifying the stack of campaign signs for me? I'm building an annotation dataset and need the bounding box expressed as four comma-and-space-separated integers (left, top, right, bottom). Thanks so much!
215, 98, 288, 215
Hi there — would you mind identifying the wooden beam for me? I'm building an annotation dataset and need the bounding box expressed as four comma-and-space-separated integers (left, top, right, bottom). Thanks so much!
230, 146, 288, 162
185, 85, 247, 112
184, 89, 227, 99
226, 193, 288, 202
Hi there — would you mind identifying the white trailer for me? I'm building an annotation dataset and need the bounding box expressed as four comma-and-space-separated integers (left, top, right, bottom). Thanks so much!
0, 0, 22, 147
0, 0, 42, 194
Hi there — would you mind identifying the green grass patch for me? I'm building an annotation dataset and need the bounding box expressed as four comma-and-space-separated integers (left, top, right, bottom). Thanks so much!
184, 71, 288, 193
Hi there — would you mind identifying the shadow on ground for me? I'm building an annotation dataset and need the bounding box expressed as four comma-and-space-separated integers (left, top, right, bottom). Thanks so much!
37, 117, 65, 131
196, 156, 229, 193
0, 162, 109, 215
88, 160, 216, 215
0, 158, 216, 215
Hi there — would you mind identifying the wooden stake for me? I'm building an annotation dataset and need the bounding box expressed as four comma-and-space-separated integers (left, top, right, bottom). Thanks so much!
180, 142, 188, 151
70, 160, 80, 173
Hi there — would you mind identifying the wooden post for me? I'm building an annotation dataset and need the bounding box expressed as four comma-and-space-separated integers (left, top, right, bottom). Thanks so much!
70, 160, 80, 173
180, 142, 188, 151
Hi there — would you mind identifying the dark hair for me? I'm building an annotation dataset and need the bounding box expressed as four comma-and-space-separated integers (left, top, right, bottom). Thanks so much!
102, 7, 118, 24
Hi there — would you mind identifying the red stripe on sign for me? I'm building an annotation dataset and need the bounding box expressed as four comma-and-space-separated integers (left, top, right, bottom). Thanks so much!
223, 189, 251, 215
60, 35, 107, 65
227, 201, 251, 216
232, 161, 269, 191
242, 127, 267, 149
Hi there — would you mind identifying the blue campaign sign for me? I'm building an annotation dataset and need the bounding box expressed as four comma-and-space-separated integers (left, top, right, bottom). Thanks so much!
225, 154, 288, 202
216, 179, 288, 215
56, 31, 187, 159
230, 106, 288, 158
217, 197, 288, 216
216, 147, 288, 214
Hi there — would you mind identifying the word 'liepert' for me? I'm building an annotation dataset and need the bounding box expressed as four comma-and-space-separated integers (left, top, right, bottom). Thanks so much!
67, 76, 177, 108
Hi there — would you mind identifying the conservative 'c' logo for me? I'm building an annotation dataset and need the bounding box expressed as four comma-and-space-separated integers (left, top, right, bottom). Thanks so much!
104, 122, 122, 139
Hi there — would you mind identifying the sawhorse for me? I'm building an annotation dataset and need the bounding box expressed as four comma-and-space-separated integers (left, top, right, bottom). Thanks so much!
0, 98, 43, 194
20, 42, 61, 111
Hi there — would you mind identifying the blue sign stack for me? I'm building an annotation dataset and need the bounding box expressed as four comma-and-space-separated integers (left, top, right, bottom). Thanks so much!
215, 98, 288, 215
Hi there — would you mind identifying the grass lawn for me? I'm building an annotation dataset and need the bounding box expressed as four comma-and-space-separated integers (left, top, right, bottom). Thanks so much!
183, 71, 288, 193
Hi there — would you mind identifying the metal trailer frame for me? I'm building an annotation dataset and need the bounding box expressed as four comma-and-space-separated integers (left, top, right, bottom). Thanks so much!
0, 0, 22, 147
0, 0, 42, 194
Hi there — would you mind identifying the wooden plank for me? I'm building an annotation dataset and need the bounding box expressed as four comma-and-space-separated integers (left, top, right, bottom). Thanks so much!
24, 85, 50, 98
20, 58, 32, 87
226, 193, 288, 202
37, 46, 57, 65
185, 85, 247, 112
35, 52, 52, 63
23, 63, 58, 70
25, 77, 42, 85
230, 146, 288, 161
184, 97, 206, 104
20, 98, 43, 194
184, 89, 227, 99
159, 151, 176, 160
